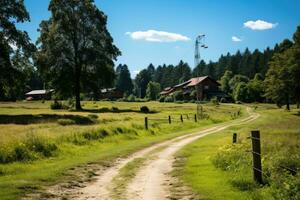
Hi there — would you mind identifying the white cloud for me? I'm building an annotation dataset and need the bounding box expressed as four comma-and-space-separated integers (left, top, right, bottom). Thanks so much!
125, 30, 190, 42
244, 20, 278, 30
232, 36, 242, 42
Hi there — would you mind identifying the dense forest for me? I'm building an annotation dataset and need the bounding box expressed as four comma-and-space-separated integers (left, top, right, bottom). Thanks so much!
1, 0, 299, 110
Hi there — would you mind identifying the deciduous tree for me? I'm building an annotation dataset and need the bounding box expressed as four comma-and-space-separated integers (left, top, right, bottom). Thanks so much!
36, 0, 120, 109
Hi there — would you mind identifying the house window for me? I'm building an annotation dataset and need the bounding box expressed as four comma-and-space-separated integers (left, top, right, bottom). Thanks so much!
204, 85, 209, 90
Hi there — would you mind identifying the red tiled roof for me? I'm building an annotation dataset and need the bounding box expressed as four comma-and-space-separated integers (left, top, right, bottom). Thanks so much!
186, 76, 208, 87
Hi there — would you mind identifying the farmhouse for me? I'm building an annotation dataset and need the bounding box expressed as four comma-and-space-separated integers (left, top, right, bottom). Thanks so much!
25, 89, 54, 100
160, 76, 228, 100
100, 88, 123, 99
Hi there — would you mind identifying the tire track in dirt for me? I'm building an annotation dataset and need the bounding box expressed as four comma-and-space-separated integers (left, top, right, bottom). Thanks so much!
44, 107, 258, 200
125, 109, 259, 200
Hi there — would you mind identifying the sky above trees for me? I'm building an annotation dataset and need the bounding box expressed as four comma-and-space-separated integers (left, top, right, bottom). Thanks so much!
19, 0, 300, 77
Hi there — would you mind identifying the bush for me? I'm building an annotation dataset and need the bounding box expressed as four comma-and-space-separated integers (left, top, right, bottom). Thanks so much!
210, 97, 219, 105
140, 106, 150, 113
190, 90, 197, 100
50, 100, 63, 110
173, 90, 184, 101
111, 106, 119, 112
88, 114, 98, 119
220, 97, 227, 103
164, 96, 174, 102
159, 96, 165, 102
212, 144, 251, 172
82, 129, 109, 140
0, 136, 58, 163
57, 119, 75, 126
127, 94, 136, 102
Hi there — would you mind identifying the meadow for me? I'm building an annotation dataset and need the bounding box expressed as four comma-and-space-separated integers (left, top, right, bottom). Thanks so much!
0, 100, 243, 199
172, 104, 300, 200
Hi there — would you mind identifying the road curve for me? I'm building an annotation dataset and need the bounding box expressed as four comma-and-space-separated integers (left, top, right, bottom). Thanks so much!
125, 108, 259, 200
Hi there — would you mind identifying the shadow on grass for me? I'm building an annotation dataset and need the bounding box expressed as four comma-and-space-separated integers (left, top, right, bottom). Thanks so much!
293, 111, 300, 117
74, 107, 158, 114
0, 114, 94, 125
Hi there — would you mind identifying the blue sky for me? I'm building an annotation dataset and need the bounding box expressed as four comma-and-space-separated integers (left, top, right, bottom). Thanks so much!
20, 0, 300, 77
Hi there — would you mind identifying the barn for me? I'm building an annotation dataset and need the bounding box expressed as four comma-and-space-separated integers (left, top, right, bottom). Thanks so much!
25, 89, 54, 100
160, 76, 228, 101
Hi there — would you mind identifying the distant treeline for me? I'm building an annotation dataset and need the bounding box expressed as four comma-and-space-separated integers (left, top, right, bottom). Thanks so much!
117, 27, 300, 108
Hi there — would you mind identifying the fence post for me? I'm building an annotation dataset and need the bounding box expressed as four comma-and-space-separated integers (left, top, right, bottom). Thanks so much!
168, 115, 171, 124
145, 117, 148, 130
180, 115, 183, 122
251, 130, 263, 184
233, 133, 237, 143
194, 114, 197, 122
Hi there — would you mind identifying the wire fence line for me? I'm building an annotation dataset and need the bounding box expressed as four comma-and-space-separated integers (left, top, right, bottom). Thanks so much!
144, 113, 200, 129
234, 131, 299, 184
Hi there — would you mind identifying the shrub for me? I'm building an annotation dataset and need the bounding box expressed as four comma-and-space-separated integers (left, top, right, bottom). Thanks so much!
82, 129, 109, 140
173, 90, 184, 101
127, 94, 136, 102
26, 136, 57, 157
66, 98, 75, 109
210, 97, 219, 105
50, 100, 63, 109
111, 106, 119, 112
212, 144, 251, 172
140, 106, 150, 113
159, 96, 165, 102
57, 119, 75, 126
190, 90, 197, 100
88, 114, 98, 119
164, 96, 174, 102
220, 97, 227, 103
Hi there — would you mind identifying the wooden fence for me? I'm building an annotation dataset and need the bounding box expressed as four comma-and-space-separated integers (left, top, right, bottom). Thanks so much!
144, 114, 198, 130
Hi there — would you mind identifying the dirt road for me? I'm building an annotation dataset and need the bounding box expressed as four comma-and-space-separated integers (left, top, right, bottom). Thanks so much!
46, 108, 259, 200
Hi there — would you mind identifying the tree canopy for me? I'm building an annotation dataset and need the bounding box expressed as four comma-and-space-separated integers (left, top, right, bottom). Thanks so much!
36, 0, 120, 109
0, 0, 35, 100
115, 64, 133, 94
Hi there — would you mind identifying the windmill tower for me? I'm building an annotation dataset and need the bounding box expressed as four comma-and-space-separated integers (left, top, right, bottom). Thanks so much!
194, 34, 207, 118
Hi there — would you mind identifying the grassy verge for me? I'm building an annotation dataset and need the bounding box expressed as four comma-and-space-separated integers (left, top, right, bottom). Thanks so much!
0, 101, 244, 199
172, 104, 300, 200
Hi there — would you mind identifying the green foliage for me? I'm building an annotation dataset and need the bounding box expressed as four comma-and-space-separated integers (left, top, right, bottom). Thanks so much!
57, 119, 75, 126
158, 96, 165, 102
140, 106, 150, 113
233, 82, 249, 102
0, 0, 36, 101
189, 90, 197, 100
116, 64, 133, 94
164, 96, 174, 102
212, 144, 251, 172
210, 97, 219, 105
50, 100, 63, 110
36, 0, 120, 109
265, 28, 300, 109
146, 81, 161, 100
0, 136, 57, 164
220, 70, 233, 94
126, 94, 136, 102
173, 90, 184, 101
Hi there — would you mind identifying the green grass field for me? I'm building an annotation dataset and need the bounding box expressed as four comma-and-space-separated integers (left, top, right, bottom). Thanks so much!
173, 104, 300, 200
0, 101, 244, 199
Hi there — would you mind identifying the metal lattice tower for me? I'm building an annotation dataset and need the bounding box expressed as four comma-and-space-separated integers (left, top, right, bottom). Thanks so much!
194, 34, 208, 118
194, 34, 208, 68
